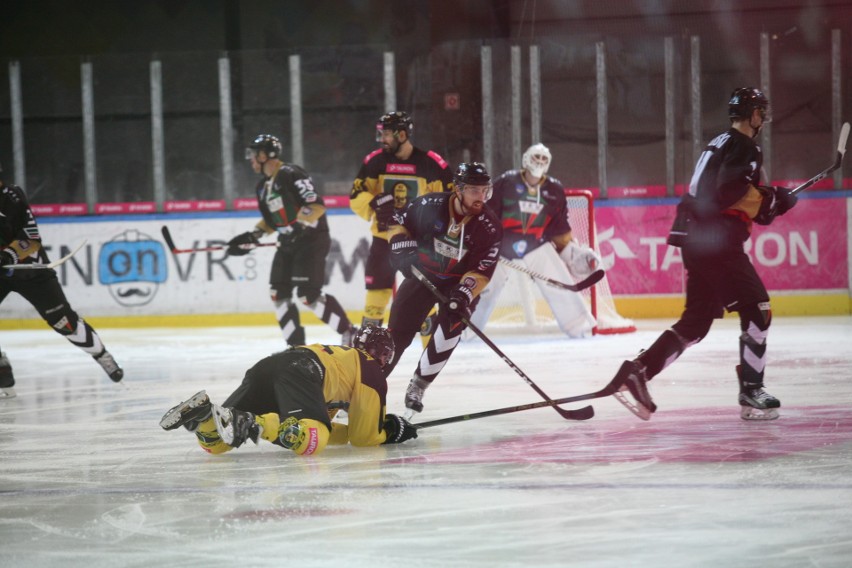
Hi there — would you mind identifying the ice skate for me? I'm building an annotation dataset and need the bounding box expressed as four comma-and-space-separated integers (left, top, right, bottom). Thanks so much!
95, 350, 124, 382
159, 390, 212, 431
212, 405, 260, 448
737, 365, 780, 420
0, 352, 16, 399
403, 375, 430, 420
612, 359, 656, 421
739, 387, 780, 421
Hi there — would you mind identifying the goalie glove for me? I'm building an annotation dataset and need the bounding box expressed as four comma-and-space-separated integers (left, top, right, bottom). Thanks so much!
370, 193, 395, 231
754, 185, 798, 225
226, 231, 260, 256
382, 413, 418, 444
559, 241, 602, 280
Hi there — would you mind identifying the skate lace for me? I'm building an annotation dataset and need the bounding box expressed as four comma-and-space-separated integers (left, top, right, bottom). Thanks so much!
750, 389, 773, 403
97, 352, 119, 373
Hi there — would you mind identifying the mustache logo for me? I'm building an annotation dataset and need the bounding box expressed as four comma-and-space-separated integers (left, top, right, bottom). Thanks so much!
116, 287, 152, 298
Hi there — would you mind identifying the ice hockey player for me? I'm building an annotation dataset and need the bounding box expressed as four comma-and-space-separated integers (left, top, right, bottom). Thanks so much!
159, 324, 418, 456
228, 134, 357, 347
470, 143, 601, 337
384, 162, 503, 419
611, 87, 797, 421
0, 163, 123, 398
349, 111, 452, 330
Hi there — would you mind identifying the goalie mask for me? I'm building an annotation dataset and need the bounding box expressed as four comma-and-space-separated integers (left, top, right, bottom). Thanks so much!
353, 324, 395, 368
522, 143, 552, 179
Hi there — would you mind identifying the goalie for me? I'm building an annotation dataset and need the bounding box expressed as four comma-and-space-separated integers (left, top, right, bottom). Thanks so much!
469, 143, 600, 338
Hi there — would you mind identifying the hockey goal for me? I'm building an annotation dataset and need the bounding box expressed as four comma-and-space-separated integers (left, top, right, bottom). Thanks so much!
487, 189, 635, 335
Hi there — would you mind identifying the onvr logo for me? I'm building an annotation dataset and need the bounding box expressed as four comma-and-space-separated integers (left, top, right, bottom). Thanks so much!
98, 229, 167, 307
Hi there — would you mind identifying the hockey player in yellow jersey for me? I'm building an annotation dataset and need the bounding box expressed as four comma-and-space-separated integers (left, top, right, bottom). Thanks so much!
159, 325, 418, 456
349, 111, 453, 329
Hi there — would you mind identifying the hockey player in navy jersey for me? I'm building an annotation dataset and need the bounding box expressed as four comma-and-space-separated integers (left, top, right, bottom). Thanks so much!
611, 87, 797, 421
383, 162, 503, 418
349, 111, 453, 329
470, 143, 601, 338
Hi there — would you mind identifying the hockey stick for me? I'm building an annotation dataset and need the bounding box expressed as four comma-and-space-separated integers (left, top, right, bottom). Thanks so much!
500, 258, 605, 292
415, 373, 625, 429
791, 121, 850, 196
161, 225, 277, 254
2, 239, 87, 270
411, 266, 595, 421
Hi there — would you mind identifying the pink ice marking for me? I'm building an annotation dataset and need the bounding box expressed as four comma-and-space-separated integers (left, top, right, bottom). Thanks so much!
396, 405, 852, 465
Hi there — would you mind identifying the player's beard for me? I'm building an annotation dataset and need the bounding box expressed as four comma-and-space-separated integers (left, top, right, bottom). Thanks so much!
382, 139, 400, 155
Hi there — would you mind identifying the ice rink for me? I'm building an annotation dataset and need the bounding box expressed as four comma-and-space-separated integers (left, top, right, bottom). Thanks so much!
2, 316, 852, 567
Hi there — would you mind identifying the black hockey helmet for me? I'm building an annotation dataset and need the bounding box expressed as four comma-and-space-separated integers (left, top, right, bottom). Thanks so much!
454, 162, 491, 188
246, 134, 282, 160
353, 324, 395, 368
728, 87, 770, 121
377, 111, 413, 136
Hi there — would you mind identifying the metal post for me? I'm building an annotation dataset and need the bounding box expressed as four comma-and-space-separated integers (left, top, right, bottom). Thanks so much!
596, 42, 608, 199
481, 45, 494, 174
832, 29, 843, 190
81, 61, 97, 209
150, 60, 166, 208
511, 45, 522, 169
383, 51, 396, 113
665, 37, 675, 197
760, 32, 772, 183
690, 36, 702, 166
8, 61, 25, 188
289, 54, 304, 166
530, 45, 541, 145
218, 56, 235, 206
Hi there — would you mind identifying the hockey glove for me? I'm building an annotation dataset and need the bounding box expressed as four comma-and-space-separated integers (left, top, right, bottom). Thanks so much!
0, 249, 17, 268
390, 236, 418, 278
370, 193, 395, 232
226, 231, 260, 256
382, 413, 418, 444
446, 283, 474, 323
754, 186, 798, 225
279, 223, 306, 251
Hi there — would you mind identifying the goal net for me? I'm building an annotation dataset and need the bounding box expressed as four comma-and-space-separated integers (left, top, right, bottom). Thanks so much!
486, 189, 636, 335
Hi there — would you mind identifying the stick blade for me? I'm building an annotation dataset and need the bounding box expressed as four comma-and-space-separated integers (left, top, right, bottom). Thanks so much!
161, 225, 177, 252
838, 122, 850, 157
555, 404, 595, 421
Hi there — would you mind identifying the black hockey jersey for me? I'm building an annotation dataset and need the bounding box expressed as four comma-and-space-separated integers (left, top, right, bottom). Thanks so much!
0, 183, 48, 270
488, 170, 572, 259
350, 146, 452, 239
255, 163, 329, 234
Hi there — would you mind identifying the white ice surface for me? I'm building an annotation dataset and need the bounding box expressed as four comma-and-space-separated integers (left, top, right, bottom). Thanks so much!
2, 316, 852, 567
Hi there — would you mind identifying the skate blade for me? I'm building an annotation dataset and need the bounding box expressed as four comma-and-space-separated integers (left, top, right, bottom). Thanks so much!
740, 406, 780, 421
402, 408, 418, 422
613, 389, 652, 421
159, 390, 209, 430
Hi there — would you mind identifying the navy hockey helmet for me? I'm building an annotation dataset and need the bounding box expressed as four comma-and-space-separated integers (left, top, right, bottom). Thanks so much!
728, 87, 770, 121
353, 324, 395, 368
246, 134, 282, 160
377, 111, 413, 139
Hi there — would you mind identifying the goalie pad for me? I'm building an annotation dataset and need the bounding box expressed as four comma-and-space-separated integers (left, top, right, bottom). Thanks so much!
558, 240, 601, 280
520, 244, 595, 338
